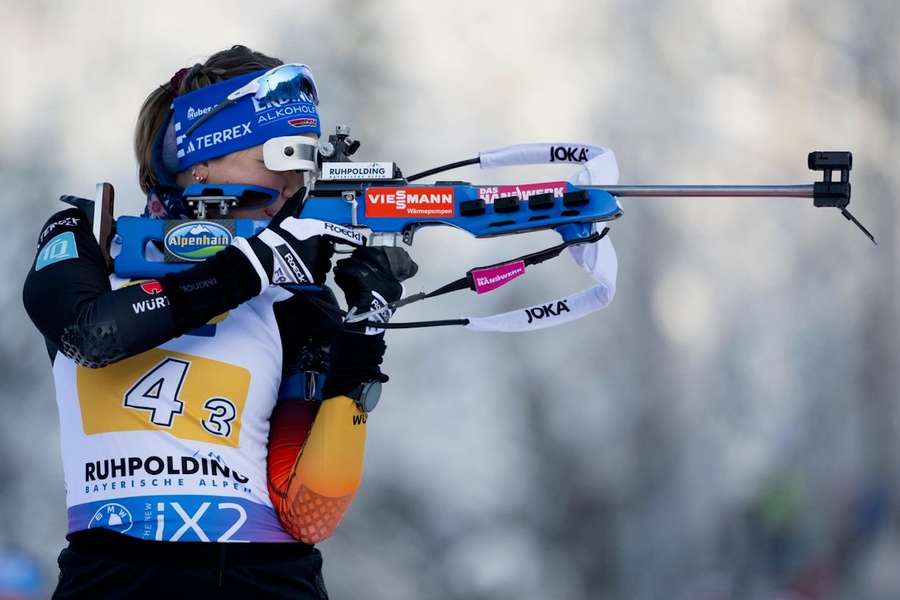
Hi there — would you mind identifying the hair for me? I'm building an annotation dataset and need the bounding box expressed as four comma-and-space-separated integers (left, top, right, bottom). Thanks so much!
134, 45, 283, 193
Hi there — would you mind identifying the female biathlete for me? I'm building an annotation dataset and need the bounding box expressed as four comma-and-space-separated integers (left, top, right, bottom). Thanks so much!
23, 45, 416, 599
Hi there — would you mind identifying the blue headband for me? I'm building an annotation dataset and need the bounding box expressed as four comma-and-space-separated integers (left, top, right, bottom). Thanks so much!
172, 69, 321, 171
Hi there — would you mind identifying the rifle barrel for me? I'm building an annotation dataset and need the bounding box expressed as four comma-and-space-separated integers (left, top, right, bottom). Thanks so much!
587, 184, 814, 198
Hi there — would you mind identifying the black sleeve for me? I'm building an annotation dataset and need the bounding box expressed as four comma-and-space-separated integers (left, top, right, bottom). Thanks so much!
272, 287, 388, 399
23, 208, 264, 368
321, 331, 388, 398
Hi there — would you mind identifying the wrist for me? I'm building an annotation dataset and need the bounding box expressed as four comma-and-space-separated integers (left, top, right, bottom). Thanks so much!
322, 332, 387, 397
161, 245, 263, 335
231, 236, 273, 293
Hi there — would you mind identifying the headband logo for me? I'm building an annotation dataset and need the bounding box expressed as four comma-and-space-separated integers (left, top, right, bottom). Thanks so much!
252, 93, 316, 114
289, 117, 318, 128
256, 102, 317, 126
187, 106, 213, 121
184, 122, 253, 154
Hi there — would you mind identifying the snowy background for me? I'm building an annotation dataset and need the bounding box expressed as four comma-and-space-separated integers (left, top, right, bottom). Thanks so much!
2, 1, 898, 598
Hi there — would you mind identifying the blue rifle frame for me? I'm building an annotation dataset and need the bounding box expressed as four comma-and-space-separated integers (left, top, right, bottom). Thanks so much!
113, 181, 622, 278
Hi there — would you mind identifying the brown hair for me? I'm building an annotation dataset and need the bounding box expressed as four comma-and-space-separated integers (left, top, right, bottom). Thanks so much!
134, 45, 282, 193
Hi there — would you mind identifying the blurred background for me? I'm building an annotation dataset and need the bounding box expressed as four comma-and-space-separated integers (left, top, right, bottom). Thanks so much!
2, 0, 898, 598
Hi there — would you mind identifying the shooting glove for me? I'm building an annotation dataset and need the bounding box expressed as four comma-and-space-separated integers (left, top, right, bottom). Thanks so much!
334, 247, 418, 334
231, 188, 364, 292
321, 246, 418, 399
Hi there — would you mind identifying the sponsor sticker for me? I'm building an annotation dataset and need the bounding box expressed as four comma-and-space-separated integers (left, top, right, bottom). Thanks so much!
39, 216, 80, 244
320, 162, 395, 181
186, 106, 213, 121
365, 187, 455, 218
140, 280, 164, 295
478, 181, 568, 203
182, 123, 252, 155
132, 296, 169, 315
70, 495, 292, 542
524, 300, 572, 324
273, 245, 309, 284
322, 222, 365, 245
470, 260, 526, 294
550, 146, 591, 163
164, 221, 234, 262
253, 95, 316, 113
253, 97, 318, 127
89, 502, 134, 534
84, 455, 249, 485
36, 231, 78, 271
288, 117, 318, 128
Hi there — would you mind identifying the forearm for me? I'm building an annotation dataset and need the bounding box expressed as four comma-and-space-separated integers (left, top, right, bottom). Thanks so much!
23, 208, 264, 367
267, 329, 388, 542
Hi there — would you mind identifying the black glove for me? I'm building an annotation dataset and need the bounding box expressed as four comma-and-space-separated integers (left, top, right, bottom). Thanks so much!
321, 247, 417, 398
232, 188, 365, 290
334, 246, 418, 333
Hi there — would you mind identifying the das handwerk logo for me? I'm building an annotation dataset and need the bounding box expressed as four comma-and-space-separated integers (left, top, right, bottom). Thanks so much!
164, 222, 232, 261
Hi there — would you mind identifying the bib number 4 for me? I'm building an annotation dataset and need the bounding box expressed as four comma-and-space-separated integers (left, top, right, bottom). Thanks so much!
124, 358, 237, 437
124, 358, 188, 426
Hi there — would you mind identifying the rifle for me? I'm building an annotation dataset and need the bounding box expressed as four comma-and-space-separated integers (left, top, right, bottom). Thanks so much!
62, 126, 873, 332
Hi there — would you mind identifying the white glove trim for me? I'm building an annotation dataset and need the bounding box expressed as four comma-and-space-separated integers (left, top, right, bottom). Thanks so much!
259, 229, 315, 284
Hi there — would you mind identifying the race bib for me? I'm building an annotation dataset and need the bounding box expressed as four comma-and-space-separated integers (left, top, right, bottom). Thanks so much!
78, 349, 250, 447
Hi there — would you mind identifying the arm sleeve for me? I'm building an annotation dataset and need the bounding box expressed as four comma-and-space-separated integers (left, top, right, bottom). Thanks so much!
266, 301, 388, 544
267, 395, 367, 544
22, 208, 265, 368
321, 332, 388, 397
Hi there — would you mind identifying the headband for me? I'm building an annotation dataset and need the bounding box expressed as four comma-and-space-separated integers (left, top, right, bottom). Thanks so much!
171, 69, 321, 171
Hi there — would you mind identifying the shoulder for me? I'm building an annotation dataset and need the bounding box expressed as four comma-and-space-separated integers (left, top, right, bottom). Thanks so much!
29, 202, 106, 274
36, 206, 90, 247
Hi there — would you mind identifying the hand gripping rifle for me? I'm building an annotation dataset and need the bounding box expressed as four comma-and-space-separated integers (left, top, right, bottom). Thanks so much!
64, 126, 873, 333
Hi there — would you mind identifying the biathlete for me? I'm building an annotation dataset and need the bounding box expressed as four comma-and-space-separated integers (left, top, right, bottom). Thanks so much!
23, 45, 416, 599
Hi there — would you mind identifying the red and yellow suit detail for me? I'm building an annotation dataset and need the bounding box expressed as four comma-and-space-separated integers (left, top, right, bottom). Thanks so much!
267, 395, 367, 543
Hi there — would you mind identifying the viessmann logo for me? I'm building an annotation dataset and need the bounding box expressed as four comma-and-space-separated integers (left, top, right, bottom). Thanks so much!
164, 222, 233, 261
365, 187, 455, 218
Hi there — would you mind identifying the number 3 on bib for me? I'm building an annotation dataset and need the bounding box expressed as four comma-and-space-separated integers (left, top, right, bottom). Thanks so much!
201, 398, 237, 437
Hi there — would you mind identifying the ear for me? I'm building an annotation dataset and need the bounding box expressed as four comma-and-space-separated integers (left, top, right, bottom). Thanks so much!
191, 162, 210, 182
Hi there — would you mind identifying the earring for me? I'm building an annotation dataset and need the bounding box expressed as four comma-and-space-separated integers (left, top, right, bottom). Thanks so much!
191, 169, 207, 183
